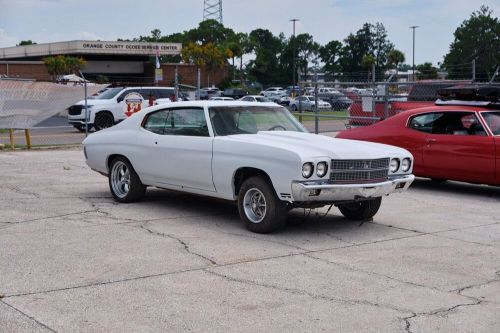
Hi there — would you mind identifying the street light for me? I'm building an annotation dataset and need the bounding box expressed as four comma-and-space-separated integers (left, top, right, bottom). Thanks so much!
290, 18, 299, 96
409, 25, 419, 81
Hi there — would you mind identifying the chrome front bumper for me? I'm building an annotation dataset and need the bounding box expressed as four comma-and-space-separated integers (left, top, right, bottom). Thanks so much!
291, 175, 415, 202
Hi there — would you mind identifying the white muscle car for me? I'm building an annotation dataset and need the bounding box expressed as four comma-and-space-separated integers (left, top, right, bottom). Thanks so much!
83, 101, 415, 233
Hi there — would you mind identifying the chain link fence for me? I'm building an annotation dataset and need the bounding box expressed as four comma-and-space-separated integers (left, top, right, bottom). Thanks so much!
294, 75, 499, 134
1, 68, 499, 150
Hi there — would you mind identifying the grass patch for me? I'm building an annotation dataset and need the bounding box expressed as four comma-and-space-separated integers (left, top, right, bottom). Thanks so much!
294, 110, 348, 122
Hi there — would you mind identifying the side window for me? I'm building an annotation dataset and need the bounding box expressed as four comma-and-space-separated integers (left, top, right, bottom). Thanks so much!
143, 110, 170, 134
164, 108, 208, 137
409, 112, 486, 136
409, 113, 438, 133
156, 89, 175, 99
433, 112, 485, 136
482, 112, 500, 135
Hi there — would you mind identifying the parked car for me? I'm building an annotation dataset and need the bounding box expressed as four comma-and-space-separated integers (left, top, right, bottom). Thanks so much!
83, 101, 414, 233
209, 96, 234, 101
317, 88, 353, 110
289, 96, 332, 111
271, 95, 292, 106
337, 86, 500, 186
286, 85, 300, 96
239, 95, 271, 103
67, 86, 176, 132
260, 87, 286, 98
223, 88, 248, 99
199, 87, 222, 100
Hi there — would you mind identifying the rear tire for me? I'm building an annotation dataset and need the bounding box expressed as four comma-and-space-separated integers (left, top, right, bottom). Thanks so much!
238, 176, 288, 233
94, 112, 114, 131
108, 157, 146, 203
338, 197, 382, 221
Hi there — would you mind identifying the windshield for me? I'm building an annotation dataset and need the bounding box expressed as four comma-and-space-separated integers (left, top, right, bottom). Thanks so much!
482, 111, 500, 135
94, 87, 123, 99
209, 105, 307, 136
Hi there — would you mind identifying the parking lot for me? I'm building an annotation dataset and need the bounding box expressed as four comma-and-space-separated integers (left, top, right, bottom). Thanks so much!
1, 148, 499, 332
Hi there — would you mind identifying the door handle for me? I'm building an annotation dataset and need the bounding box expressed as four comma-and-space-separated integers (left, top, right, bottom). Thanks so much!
425, 138, 437, 143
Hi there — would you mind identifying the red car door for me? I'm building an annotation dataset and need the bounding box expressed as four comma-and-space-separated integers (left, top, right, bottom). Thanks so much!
423, 135, 495, 183
422, 112, 495, 184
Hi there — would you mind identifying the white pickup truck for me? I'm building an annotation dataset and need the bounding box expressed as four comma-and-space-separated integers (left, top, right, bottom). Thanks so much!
67, 86, 175, 131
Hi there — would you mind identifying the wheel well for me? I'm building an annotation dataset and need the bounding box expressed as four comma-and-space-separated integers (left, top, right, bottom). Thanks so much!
233, 167, 272, 197
107, 154, 127, 172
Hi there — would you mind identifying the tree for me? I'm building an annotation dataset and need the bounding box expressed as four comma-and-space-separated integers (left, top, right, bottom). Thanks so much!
416, 62, 439, 80
186, 19, 235, 45
246, 29, 284, 85
372, 23, 394, 70
294, 33, 320, 79
17, 40, 36, 46
340, 22, 394, 78
443, 6, 500, 81
387, 49, 406, 69
319, 40, 343, 78
43, 56, 86, 81
181, 42, 228, 86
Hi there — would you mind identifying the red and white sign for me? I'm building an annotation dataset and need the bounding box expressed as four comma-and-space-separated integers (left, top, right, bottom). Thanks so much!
123, 92, 144, 117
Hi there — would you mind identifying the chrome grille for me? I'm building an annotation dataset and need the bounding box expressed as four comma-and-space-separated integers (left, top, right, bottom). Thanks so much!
68, 105, 83, 116
330, 158, 389, 184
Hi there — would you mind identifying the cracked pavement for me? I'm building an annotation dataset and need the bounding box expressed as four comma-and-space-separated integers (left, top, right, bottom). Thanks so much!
1, 149, 499, 332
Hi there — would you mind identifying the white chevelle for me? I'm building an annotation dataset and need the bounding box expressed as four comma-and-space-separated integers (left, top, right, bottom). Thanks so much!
83, 101, 415, 233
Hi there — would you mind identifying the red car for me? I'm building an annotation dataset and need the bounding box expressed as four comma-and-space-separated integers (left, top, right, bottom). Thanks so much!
337, 87, 500, 186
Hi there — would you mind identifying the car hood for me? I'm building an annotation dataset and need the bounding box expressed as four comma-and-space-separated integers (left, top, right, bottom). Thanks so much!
221, 131, 410, 160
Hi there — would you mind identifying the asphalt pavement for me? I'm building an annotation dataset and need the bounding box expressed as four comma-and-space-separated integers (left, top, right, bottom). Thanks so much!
0, 149, 499, 332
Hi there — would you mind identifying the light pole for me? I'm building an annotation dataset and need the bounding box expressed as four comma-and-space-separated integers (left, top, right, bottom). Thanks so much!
409, 25, 419, 81
290, 18, 299, 96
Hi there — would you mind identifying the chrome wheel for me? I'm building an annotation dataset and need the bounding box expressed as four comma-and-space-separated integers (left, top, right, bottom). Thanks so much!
243, 188, 267, 223
110, 161, 131, 199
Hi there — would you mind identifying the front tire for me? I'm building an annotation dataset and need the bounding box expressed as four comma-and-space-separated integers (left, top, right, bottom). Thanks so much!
109, 157, 146, 203
94, 112, 114, 131
238, 176, 288, 233
338, 197, 382, 221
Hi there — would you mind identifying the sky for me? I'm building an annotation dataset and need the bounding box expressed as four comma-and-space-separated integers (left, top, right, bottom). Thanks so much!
0, 0, 498, 66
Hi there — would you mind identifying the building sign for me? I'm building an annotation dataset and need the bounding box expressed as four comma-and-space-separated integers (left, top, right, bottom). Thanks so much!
0, 40, 182, 59
79, 41, 181, 55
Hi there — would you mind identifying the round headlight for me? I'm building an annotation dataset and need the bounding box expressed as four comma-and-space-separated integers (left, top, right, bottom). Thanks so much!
316, 162, 328, 177
302, 162, 314, 178
401, 158, 411, 172
390, 158, 400, 173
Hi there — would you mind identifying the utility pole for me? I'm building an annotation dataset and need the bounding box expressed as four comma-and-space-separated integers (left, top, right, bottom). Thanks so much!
409, 26, 419, 81
290, 18, 299, 97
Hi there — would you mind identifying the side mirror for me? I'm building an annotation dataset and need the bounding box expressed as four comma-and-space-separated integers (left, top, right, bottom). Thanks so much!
117, 97, 123, 103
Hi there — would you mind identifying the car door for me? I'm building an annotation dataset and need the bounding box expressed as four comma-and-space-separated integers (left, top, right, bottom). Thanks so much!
420, 111, 495, 183
140, 107, 215, 192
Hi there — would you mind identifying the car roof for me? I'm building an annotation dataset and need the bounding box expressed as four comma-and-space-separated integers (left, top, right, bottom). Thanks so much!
144, 100, 279, 111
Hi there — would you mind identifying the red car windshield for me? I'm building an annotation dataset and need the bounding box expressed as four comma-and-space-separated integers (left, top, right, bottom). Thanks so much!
482, 111, 500, 135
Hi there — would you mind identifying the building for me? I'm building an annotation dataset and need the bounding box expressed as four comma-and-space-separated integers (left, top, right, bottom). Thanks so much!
0, 40, 228, 86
